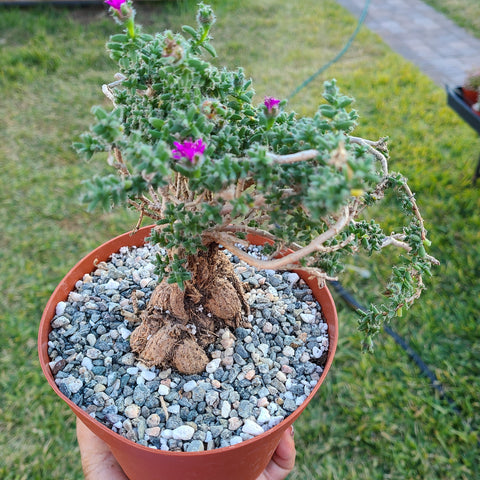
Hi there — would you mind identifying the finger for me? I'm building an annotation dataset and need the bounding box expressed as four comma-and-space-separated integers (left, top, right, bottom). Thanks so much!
262, 425, 296, 480
76, 418, 128, 480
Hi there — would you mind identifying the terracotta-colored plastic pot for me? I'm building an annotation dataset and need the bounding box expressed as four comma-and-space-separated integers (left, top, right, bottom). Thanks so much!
462, 86, 478, 106
38, 226, 338, 480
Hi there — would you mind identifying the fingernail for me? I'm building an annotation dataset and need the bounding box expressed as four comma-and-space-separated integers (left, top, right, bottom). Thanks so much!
289, 425, 295, 437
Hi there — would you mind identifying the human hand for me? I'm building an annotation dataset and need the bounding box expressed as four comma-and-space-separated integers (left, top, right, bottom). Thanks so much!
77, 418, 129, 480
256, 424, 296, 480
77, 418, 296, 480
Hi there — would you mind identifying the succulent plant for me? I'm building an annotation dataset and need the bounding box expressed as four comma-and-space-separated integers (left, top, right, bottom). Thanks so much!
75, 1, 438, 373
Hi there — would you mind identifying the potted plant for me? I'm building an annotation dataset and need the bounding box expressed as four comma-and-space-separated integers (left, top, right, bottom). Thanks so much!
462, 68, 480, 106
38, 1, 438, 479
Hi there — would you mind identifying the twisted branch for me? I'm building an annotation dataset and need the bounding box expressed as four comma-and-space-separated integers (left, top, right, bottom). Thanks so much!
203, 206, 351, 271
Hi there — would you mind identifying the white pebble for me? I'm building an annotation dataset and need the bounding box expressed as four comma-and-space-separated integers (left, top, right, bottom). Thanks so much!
221, 337, 235, 349
158, 384, 170, 396
310, 346, 321, 358
145, 427, 160, 438
104, 279, 120, 290
257, 397, 269, 408
109, 329, 119, 340
223, 347, 234, 357
132, 271, 141, 284
167, 405, 180, 415
221, 356, 234, 367
64, 376, 83, 394
81, 357, 93, 370
172, 425, 195, 441
86, 348, 101, 359
158, 368, 172, 380
300, 313, 316, 323
251, 352, 261, 364
282, 346, 295, 357
94, 384, 105, 393
228, 417, 243, 431
221, 401, 231, 418
296, 395, 307, 406
51, 316, 70, 329
262, 322, 273, 333
258, 343, 269, 356
286, 272, 300, 284
124, 404, 141, 419
68, 292, 84, 303
257, 407, 271, 425
268, 416, 285, 428
55, 302, 67, 316
126, 367, 139, 375
119, 327, 131, 339
299, 352, 310, 363
183, 380, 197, 392
86, 334, 96, 347
230, 436, 243, 446
140, 278, 152, 288
141, 370, 156, 381
242, 419, 264, 436
205, 358, 221, 374
82, 273, 93, 283
160, 429, 173, 440
120, 353, 136, 365
147, 414, 161, 427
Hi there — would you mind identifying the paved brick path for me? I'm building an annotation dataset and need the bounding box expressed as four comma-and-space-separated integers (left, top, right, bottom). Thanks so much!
336, 0, 480, 87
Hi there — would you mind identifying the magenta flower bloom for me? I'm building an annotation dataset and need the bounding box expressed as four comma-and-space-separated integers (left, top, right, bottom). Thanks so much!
105, 0, 126, 11
264, 96, 281, 113
172, 139, 206, 164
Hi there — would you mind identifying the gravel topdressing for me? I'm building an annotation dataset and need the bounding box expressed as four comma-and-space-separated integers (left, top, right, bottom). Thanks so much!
48, 243, 329, 452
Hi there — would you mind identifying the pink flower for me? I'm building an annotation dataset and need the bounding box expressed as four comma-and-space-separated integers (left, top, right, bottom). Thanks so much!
264, 96, 281, 113
172, 139, 206, 164
105, 0, 126, 11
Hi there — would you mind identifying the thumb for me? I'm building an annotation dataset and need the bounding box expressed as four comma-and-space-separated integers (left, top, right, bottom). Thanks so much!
261, 425, 296, 480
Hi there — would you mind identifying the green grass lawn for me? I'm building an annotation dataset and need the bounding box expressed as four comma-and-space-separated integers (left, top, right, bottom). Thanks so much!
0, 1, 479, 479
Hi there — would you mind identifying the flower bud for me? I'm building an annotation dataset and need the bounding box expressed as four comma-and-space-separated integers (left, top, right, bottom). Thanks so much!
196, 3, 216, 27
264, 96, 281, 117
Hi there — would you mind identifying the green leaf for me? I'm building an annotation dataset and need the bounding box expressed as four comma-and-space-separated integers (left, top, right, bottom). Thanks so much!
182, 25, 198, 38
150, 118, 165, 130
202, 42, 217, 57
110, 34, 129, 43
319, 104, 337, 119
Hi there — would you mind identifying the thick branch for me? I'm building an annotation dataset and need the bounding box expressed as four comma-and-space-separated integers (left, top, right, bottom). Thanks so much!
265, 137, 388, 174
266, 149, 320, 165
204, 206, 351, 271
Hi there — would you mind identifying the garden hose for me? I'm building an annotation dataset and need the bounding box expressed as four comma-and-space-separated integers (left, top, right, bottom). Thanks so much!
287, 0, 371, 101
329, 280, 480, 447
